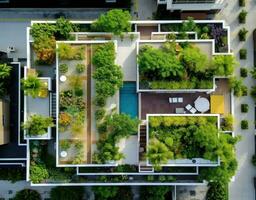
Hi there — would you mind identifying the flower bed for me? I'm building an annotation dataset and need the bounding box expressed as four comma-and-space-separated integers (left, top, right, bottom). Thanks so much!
160, 20, 228, 53
57, 43, 87, 165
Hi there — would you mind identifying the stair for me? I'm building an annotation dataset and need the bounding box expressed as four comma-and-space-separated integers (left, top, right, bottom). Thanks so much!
139, 125, 147, 161
51, 93, 56, 119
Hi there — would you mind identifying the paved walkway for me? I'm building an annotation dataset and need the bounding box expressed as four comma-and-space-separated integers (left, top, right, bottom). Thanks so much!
215, 1, 256, 199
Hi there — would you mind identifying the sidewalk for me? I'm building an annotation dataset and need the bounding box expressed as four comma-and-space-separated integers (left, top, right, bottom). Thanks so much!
215, 1, 256, 199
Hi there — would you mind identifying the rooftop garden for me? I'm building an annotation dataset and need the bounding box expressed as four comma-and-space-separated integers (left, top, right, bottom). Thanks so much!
160, 18, 229, 53
147, 116, 240, 175
57, 43, 87, 165
138, 41, 237, 90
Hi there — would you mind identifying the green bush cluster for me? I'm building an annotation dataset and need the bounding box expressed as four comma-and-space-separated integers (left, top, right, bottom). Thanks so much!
92, 42, 123, 109
228, 77, 247, 97
93, 114, 139, 164
59, 63, 68, 74
138, 42, 236, 89
14, 189, 41, 200
241, 104, 249, 113
58, 43, 85, 60
221, 115, 234, 131
31, 17, 77, 64
241, 120, 248, 129
206, 182, 228, 200
240, 67, 248, 77
240, 48, 247, 59
147, 116, 221, 169
239, 10, 247, 23
238, 28, 248, 41
91, 9, 131, 35
76, 63, 85, 73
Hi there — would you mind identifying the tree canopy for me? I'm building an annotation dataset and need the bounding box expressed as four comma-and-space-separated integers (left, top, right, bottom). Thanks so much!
50, 186, 85, 200
91, 9, 131, 35
93, 186, 118, 200
14, 189, 41, 200
140, 186, 171, 200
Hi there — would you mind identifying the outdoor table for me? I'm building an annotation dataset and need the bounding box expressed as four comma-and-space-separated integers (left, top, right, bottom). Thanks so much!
60, 75, 67, 82
60, 151, 67, 158
194, 97, 210, 113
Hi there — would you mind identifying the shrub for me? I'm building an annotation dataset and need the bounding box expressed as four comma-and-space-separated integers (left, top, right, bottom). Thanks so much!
239, 10, 248, 23
55, 17, 77, 40
58, 43, 85, 60
252, 154, 256, 166
93, 186, 118, 200
91, 9, 131, 35
60, 140, 71, 150
23, 114, 54, 136
228, 77, 246, 97
59, 112, 71, 126
30, 164, 49, 183
33, 36, 56, 65
94, 94, 106, 107
22, 75, 46, 98
211, 55, 237, 76
238, 28, 248, 41
140, 186, 171, 200
251, 68, 256, 79
242, 86, 248, 96
239, 0, 246, 7
76, 63, 85, 73
240, 67, 248, 77
239, 49, 247, 59
241, 104, 249, 113
95, 108, 106, 121
74, 87, 83, 96
206, 182, 228, 200
68, 75, 83, 88
92, 42, 115, 67
241, 120, 248, 129
59, 63, 68, 74
14, 189, 41, 200
50, 186, 85, 200
221, 115, 234, 131
0, 63, 12, 79
250, 86, 256, 100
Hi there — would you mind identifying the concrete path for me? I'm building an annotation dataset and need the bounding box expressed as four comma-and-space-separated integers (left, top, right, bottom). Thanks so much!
215, 1, 256, 199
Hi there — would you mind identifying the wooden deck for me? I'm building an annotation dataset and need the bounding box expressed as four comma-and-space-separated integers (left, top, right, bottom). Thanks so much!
140, 92, 210, 119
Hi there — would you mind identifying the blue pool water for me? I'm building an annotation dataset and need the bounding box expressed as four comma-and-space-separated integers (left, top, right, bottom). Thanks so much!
120, 82, 138, 118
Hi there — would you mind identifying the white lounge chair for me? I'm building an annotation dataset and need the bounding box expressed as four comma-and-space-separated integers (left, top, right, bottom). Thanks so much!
190, 107, 197, 114
178, 97, 183, 103
169, 98, 173, 103
185, 104, 192, 111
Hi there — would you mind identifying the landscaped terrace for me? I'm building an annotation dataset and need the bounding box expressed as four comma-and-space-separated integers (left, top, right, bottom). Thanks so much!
138, 41, 236, 91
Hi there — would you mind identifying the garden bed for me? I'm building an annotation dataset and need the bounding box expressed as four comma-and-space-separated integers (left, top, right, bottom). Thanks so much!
57, 43, 88, 165
147, 115, 220, 168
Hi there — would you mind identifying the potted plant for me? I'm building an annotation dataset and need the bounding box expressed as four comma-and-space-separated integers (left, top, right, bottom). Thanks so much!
22, 75, 46, 98
23, 114, 54, 136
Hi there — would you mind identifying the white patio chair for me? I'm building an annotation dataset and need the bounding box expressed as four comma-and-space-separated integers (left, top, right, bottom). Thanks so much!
172, 97, 178, 103
190, 107, 197, 114
185, 104, 192, 111
178, 97, 183, 103
169, 98, 172, 103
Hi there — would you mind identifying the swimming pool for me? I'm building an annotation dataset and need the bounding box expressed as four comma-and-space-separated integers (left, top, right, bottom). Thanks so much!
120, 82, 138, 118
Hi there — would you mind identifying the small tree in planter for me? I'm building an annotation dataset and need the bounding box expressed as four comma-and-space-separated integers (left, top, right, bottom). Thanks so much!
23, 114, 54, 136
239, 0, 246, 7
241, 120, 248, 129
240, 67, 248, 77
241, 104, 249, 113
228, 77, 247, 97
22, 75, 46, 98
250, 86, 256, 101
238, 28, 248, 41
239, 49, 247, 59
239, 10, 248, 23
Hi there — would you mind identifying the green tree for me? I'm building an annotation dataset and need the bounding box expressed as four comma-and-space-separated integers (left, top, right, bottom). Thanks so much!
138, 45, 183, 79
0, 63, 12, 79
182, 45, 209, 73
112, 186, 133, 200
91, 9, 131, 35
14, 189, 41, 200
211, 55, 237, 76
22, 75, 45, 98
140, 186, 171, 200
147, 138, 174, 170
206, 182, 228, 200
50, 186, 85, 200
30, 164, 49, 183
23, 114, 54, 136
55, 17, 77, 40
93, 186, 118, 200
